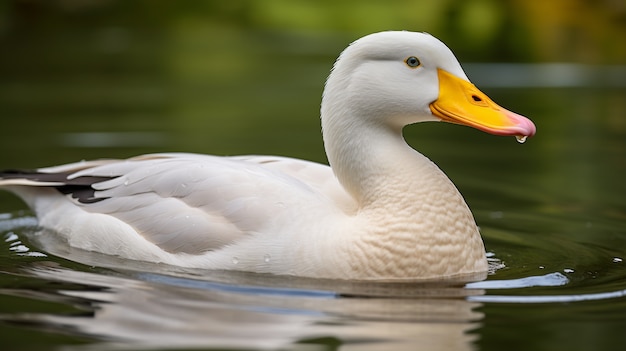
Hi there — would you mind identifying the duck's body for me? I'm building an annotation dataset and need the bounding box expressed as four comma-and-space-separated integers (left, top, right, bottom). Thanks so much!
0, 31, 535, 281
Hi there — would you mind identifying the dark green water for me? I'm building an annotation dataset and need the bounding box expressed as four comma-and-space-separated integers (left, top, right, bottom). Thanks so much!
1, 28, 625, 351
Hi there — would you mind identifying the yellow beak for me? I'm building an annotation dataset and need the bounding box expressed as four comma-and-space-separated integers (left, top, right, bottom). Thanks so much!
429, 69, 536, 138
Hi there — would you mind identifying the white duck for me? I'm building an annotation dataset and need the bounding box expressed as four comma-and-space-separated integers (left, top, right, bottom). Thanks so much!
0, 31, 535, 281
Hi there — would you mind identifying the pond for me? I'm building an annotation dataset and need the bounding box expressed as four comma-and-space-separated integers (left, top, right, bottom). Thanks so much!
1, 29, 625, 351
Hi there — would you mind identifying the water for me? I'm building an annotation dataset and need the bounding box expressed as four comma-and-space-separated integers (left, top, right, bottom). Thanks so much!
1, 29, 626, 350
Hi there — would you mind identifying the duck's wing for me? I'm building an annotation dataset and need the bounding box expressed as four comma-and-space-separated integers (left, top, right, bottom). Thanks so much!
0, 153, 354, 255
229, 155, 356, 212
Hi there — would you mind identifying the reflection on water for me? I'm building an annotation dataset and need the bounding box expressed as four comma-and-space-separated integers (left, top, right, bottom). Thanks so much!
5, 261, 484, 351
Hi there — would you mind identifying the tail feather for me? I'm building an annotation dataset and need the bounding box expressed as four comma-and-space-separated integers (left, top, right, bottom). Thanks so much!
0, 170, 115, 204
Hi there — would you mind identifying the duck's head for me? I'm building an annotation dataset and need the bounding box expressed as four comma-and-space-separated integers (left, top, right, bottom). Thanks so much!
322, 31, 536, 140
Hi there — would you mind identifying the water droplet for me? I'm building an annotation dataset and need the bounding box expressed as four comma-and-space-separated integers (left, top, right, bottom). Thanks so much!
539, 266, 545, 269
181, 183, 187, 188
264, 254, 271, 263
232, 257, 239, 265
515, 135, 528, 144
123, 179, 129, 186
563, 268, 575, 273
613, 257, 623, 263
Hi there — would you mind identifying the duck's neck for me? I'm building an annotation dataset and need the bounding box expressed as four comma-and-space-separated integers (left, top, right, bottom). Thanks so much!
320, 62, 449, 208
321, 105, 447, 208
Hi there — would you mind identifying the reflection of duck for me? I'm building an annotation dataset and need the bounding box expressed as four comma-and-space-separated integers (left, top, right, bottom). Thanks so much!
8, 263, 484, 351
0, 31, 535, 280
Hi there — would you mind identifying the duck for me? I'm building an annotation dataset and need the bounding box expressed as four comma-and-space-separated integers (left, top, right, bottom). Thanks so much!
0, 31, 535, 281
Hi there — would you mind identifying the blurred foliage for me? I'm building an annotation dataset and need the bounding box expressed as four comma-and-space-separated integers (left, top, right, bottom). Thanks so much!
0, 0, 625, 63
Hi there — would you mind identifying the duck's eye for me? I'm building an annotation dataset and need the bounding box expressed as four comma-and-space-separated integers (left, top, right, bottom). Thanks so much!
405, 56, 421, 68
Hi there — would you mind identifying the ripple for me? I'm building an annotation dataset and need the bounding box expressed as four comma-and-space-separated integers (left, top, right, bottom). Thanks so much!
468, 288, 626, 303
466, 272, 569, 290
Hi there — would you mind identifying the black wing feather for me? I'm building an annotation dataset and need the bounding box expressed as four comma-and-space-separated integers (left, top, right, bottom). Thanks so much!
0, 170, 115, 204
